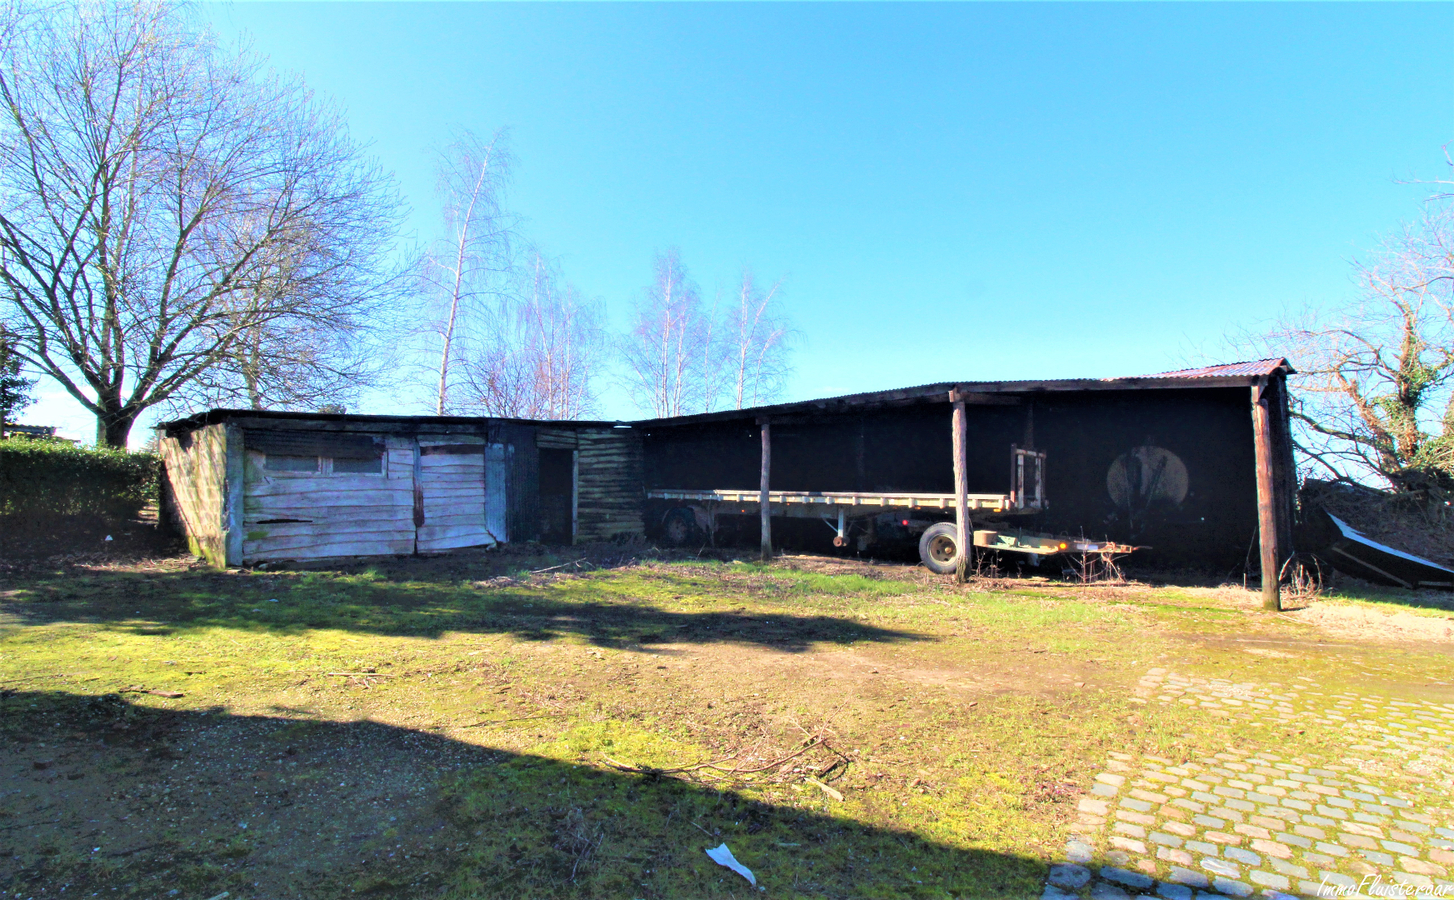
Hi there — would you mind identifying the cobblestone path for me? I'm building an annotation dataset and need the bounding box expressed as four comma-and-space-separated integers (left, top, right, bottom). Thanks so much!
1046, 669, 1454, 899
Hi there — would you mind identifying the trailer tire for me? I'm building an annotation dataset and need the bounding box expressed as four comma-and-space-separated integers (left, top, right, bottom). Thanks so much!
662, 508, 701, 547
918, 522, 963, 575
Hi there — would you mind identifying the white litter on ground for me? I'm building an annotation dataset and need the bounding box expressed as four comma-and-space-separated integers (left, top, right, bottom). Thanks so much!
705, 842, 756, 886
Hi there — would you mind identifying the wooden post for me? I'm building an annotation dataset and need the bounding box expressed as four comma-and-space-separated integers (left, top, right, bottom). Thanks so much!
1251, 379, 1280, 611
759, 419, 772, 563
951, 395, 970, 583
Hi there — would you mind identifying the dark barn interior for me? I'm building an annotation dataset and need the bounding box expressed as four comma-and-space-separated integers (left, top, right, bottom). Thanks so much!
638, 361, 1295, 573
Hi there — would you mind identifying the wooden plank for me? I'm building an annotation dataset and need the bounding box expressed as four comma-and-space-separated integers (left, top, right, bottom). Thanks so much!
418, 459, 486, 472
243, 503, 413, 522
418, 529, 494, 551
244, 536, 416, 561
243, 518, 415, 540
418, 522, 492, 539
419, 443, 488, 456
417, 513, 487, 529
1252, 379, 1281, 611
420, 487, 485, 502
245, 529, 416, 552
246, 476, 409, 498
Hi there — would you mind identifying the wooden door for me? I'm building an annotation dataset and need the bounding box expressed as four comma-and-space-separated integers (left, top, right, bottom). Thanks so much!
416, 438, 496, 552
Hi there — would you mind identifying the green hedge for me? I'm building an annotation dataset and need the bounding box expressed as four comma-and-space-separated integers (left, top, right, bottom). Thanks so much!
0, 438, 159, 519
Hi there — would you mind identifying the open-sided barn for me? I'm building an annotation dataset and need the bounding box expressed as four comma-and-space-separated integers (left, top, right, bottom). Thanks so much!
157, 359, 1294, 592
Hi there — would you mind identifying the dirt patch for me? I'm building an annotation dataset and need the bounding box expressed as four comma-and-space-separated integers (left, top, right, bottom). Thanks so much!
1282, 599, 1454, 643
0, 512, 184, 571
0, 693, 483, 897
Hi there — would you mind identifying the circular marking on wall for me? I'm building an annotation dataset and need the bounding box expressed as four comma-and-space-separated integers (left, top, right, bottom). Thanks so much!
1106, 445, 1189, 509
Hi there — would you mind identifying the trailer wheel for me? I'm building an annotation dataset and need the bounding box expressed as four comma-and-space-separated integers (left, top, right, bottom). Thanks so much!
662, 508, 700, 547
918, 522, 963, 575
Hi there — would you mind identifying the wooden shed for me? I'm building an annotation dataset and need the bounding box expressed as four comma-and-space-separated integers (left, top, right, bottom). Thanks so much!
157, 410, 644, 567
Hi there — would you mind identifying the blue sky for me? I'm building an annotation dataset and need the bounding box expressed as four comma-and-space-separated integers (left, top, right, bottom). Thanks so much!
22, 1, 1454, 440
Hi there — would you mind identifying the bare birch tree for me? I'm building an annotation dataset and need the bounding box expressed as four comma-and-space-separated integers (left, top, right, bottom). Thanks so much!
1244, 199, 1454, 494
619, 249, 711, 418
0, 0, 403, 446
420, 129, 513, 415
724, 268, 794, 409
461, 250, 604, 419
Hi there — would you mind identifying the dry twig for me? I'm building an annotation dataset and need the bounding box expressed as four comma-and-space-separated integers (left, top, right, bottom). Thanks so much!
601, 736, 830, 781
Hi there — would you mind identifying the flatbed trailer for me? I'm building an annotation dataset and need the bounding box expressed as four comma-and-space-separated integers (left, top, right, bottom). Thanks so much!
645, 486, 1133, 573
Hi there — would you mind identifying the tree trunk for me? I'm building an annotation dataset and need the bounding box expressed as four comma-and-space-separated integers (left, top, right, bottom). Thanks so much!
95, 410, 136, 449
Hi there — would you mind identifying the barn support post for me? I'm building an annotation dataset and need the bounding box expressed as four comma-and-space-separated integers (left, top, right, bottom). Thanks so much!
759, 418, 772, 563
951, 394, 970, 583
1251, 378, 1281, 611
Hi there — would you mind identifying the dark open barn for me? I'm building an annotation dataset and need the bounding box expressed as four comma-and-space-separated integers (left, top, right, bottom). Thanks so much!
639, 360, 1296, 576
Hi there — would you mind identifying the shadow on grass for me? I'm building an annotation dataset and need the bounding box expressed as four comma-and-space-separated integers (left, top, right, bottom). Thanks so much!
0, 563, 927, 652
2, 689, 1045, 899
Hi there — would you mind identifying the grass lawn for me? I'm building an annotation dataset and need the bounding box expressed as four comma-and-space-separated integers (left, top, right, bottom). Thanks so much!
1, 548, 1451, 898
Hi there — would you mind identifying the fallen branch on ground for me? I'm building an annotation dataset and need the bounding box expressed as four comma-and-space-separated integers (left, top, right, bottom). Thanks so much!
601, 736, 830, 781
459, 712, 564, 728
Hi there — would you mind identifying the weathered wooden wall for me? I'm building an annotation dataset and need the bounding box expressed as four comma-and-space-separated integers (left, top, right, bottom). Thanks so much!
240, 435, 416, 562
162, 412, 646, 564
158, 423, 229, 566
536, 426, 644, 543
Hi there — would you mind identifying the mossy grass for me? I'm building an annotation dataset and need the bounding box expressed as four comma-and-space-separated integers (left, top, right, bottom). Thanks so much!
2, 553, 1450, 897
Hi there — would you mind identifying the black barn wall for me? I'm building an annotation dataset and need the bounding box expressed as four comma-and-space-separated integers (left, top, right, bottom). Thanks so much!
641, 387, 1258, 569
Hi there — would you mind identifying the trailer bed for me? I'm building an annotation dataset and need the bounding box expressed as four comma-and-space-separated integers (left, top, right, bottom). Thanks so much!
646, 488, 1018, 515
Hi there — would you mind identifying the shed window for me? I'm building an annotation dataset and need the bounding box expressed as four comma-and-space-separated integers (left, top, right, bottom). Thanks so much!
332, 456, 384, 475
263, 453, 384, 476
266, 455, 320, 473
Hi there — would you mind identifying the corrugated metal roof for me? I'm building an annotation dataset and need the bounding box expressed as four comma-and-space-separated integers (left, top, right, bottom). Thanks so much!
1144, 358, 1294, 379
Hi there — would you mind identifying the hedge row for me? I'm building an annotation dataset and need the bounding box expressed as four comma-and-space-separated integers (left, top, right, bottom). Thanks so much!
0, 438, 159, 519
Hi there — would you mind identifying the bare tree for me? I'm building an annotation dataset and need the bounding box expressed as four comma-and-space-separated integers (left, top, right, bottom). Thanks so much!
186, 243, 403, 412
619, 249, 710, 418
1245, 199, 1454, 494
0, 0, 402, 446
724, 268, 794, 409
420, 128, 513, 415
461, 250, 604, 419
